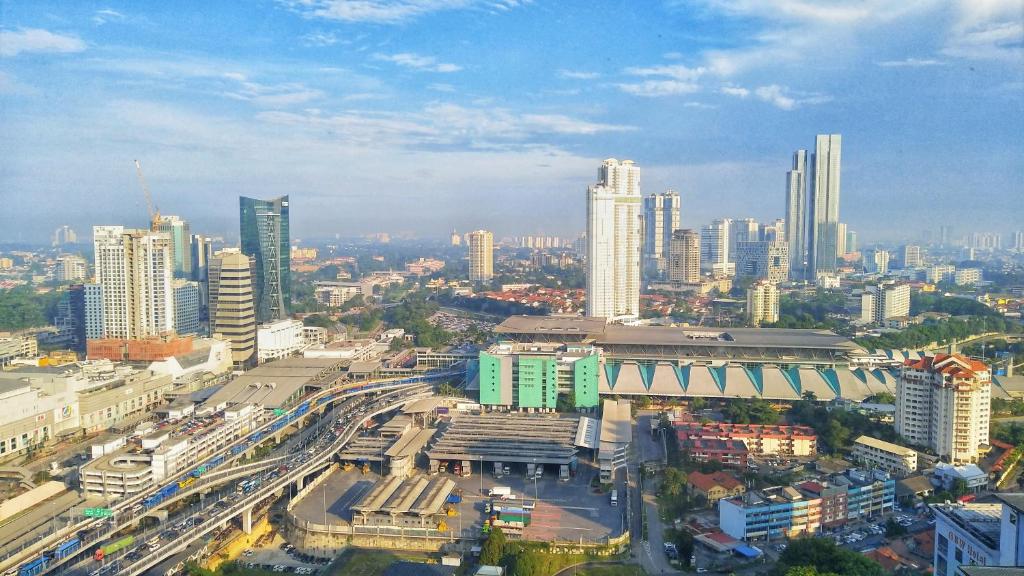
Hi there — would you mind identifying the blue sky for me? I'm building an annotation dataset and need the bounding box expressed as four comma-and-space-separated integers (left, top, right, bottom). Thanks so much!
1, 0, 1022, 244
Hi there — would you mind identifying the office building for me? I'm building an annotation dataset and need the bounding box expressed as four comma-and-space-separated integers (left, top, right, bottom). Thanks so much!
93, 226, 174, 340
208, 249, 257, 368
190, 234, 212, 282
867, 249, 890, 274
902, 245, 923, 269
701, 219, 731, 274
746, 280, 779, 326
809, 134, 842, 279
55, 255, 88, 283
735, 241, 789, 283
955, 268, 982, 287
239, 195, 290, 323
846, 230, 858, 254
156, 215, 192, 278
468, 230, 494, 282
729, 218, 759, 263
643, 191, 681, 276
669, 229, 700, 286
586, 158, 642, 321
172, 280, 201, 336
78, 283, 104, 340
256, 319, 307, 363
896, 354, 991, 463
861, 282, 910, 324
851, 435, 917, 477
785, 150, 808, 278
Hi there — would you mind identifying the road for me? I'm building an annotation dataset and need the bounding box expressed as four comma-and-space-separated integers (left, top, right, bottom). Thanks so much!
630, 417, 678, 575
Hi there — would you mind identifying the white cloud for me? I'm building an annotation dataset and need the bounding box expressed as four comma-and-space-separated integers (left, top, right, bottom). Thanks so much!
877, 57, 945, 67
93, 9, 125, 26
683, 101, 717, 109
616, 80, 700, 97
373, 52, 461, 72
279, 0, 530, 24
558, 69, 600, 80
623, 64, 707, 81
720, 86, 750, 97
944, 0, 1023, 60
301, 31, 343, 46
752, 84, 831, 109
428, 83, 457, 92
0, 28, 86, 57
223, 78, 326, 107
663, 51, 684, 60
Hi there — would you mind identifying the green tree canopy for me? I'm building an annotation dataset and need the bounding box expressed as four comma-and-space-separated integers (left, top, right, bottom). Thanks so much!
773, 538, 885, 576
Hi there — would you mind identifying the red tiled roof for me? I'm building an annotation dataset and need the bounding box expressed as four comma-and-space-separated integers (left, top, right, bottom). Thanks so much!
689, 471, 743, 492
706, 531, 739, 545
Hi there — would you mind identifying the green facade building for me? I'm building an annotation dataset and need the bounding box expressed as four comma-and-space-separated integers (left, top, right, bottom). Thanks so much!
477, 343, 600, 410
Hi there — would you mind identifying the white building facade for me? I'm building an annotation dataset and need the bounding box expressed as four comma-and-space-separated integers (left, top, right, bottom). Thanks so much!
586, 159, 642, 321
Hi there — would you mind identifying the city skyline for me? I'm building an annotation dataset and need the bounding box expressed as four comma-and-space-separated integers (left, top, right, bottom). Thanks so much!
1, 1, 1022, 243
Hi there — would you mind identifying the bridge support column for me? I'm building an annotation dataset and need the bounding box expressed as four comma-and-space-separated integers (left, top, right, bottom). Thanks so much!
295, 476, 304, 491
241, 506, 253, 534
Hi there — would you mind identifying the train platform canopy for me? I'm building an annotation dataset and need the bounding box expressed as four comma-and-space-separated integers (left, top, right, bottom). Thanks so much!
379, 414, 414, 437
352, 475, 456, 517
338, 435, 395, 462
402, 397, 450, 414
200, 358, 345, 410
386, 428, 437, 459
426, 413, 580, 465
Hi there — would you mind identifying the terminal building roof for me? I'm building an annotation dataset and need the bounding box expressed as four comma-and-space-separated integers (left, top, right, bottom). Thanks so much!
426, 413, 581, 465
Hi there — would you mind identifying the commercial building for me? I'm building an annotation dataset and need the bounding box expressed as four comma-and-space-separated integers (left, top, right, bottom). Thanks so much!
675, 423, 817, 456
808, 134, 842, 279
145, 337, 233, 390
586, 158, 642, 321
240, 195, 290, 323
172, 279, 201, 336
955, 268, 982, 287
643, 190, 681, 276
701, 219, 731, 274
867, 249, 890, 275
736, 241, 789, 283
688, 471, 746, 505
720, 468, 894, 541
156, 215, 192, 278
55, 254, 88, 282
861, 282, 911, 324
669, 229, 700, 286
190, 234, 212, 283
478, 342, 600, 410
896, 354, 991, 463
851, 435, 917, 477
934, 463, 988, 493
150, 403, 259, 481
93, 226, 174, 339
468, 230, 494, 282
0, 336, 38, 367
257, 319, 308, 363
208, 249, 257, 368
785, 150, 807, 279
902, 245, 923, 269
746, 280, 779, 326
933, 503, 1004, 576
729, 219, 760, 263
201, 357, 344, 411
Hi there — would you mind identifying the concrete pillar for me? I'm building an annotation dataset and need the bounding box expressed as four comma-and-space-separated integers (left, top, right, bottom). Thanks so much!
295, 476, 304, 491
241, 506, 253, 534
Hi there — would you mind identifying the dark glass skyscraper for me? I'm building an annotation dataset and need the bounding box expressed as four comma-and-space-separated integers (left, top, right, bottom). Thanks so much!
239, 195, 290, 323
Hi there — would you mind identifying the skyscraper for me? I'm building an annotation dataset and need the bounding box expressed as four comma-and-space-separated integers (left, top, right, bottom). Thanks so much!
729, 218, 759, 262
784, 150, 807, 279
901, 245, 922, 269
93, 226, 174, 339
808, 134, 842, 279
209, 249, 257, 368
240, 195, 290, 323
669, 229, 700, 286
156, 215, 192, 278
642, 190, 681, 277
586, 158, 642, 321
468, 230, 494, 282
836, 222, 848, 257
172, 279, 201, 335
700, 219, 730, 273
190, 234, 212, 282
736, 240, 790, 284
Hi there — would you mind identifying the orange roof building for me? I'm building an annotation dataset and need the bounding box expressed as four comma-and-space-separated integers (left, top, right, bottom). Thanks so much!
687, 471, 746, 505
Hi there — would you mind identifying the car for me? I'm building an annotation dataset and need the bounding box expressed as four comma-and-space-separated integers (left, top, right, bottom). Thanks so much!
696, 569, 708, 573
273, 566, 287, 573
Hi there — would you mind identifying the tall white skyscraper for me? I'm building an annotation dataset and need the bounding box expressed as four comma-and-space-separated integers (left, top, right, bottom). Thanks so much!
809, 134, 842, 279
700, 219, 731, 273
784, 150, 808, 278
586, 158, 642, 321
642, 190, 681, 277
93, 226, 174, 339
468, 230, 494, 282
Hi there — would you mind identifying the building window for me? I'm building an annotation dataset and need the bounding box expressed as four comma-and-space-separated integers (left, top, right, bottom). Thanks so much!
954, 548, 963, 563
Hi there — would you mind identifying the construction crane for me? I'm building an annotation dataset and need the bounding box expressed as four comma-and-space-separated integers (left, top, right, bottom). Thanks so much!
134, 159, 161, 231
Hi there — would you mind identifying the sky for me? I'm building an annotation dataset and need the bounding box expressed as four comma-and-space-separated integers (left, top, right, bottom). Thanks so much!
1, 0, 1022, 245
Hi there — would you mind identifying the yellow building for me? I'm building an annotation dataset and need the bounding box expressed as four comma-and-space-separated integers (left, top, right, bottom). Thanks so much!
688, 471, 746, 505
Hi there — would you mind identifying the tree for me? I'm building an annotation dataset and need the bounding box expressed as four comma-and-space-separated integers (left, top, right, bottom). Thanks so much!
662, 467, 687, 497
773, 538, 885, 576
302, 314, 335, 329
786, 567, 839, 576
480, 526, 507, 565
885, 517, 907, 538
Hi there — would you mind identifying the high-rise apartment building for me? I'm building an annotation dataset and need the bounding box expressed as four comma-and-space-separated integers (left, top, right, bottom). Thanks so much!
642, 190, 681, 276
55, 254, 88, 283
1011, 231, 1024, 252
669, 229, 700, 286
836, 222, 848, 257
736, 241, 790, 284
467, 230, 494, 282
52, 225, 78, 246
746, 280, 779, 326
81, 283, 104, 340
860, 282, 910, 324
239, 195, 290, 323
808, 134, 842, 279
450, 230, 462, 247
172, 280, 201, 336
902, 245, 922, 269
868, 249, 890, 275
208, 249, 257, 368
784, 150, 808, 279
700, 219, 731, 273
156, 215, 192, 278
93, 226, 174, 339
896, 354, 991, 463
586, 158, 642, 321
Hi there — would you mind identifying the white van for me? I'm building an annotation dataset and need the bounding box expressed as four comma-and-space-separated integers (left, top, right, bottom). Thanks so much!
610, 490, 618, 507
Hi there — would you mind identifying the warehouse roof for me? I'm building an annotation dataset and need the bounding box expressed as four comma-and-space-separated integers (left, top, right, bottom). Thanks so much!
854, 435, 916, 456
600, 399, 631, 445
426, 413, 579, 464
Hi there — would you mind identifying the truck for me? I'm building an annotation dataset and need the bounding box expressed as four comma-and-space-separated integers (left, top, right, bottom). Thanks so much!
489, 486, 512, 498
93, 536, 134, 561
610, 490, 618, 507
461, 460, 471, 477
559, 465, 570, 482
